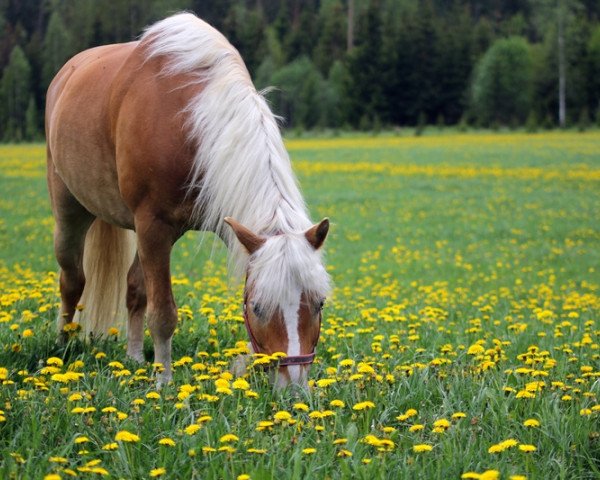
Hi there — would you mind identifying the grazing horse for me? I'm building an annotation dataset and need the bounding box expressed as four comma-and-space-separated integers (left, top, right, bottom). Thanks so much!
45, 13, 330, 387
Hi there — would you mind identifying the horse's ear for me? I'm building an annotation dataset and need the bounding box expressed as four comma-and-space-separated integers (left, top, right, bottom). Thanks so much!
305, 218, 329, 250
224, 217, 265, 255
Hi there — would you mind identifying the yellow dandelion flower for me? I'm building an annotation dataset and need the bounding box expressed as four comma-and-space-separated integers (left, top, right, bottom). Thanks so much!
237, 475, 251, 480
409, 424, 425, 432
523, 418, 540, 427
220, 434, 239, 443
114, 430, 140, 443
330, 399, 345, 408
256, 421, 274, 431
232, 378, 250, 390
74, 436, 90, 444
247, 448, 267, 454
433, 419, 450, 429
316, 378, 337, 388
479, 470, 500, 480
519, 444, 537, 453
352, 401, 375, 411
293, 402, 310, 411
274, 411, 292, 422
302, 448, 317, 455
413, 444, 433, 453
102, 443, 118, 451
150, 467, 166, 477
184, 424, 201, 435
44, 475, 62, 480
158, 438, 176, 447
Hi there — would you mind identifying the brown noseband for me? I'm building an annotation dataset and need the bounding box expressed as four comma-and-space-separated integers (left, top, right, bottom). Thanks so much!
242, 288, 321, 367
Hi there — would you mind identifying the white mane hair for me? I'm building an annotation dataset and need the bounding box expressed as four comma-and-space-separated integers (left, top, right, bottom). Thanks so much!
141, 13, 330, 308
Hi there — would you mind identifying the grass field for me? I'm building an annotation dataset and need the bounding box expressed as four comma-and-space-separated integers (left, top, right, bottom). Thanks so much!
0, 132, 599, 479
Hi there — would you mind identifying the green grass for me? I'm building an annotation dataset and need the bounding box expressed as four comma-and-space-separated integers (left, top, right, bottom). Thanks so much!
0, 132, 599, 479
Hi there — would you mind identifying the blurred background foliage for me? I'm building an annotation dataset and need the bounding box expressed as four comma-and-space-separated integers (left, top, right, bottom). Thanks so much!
1, 0, 599, 141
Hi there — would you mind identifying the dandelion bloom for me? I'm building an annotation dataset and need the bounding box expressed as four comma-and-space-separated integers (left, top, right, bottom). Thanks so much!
316, 378, 337, 388
44, 475, 62, 480
158, 438, 176, 447
114, 430, 140, 443
433, 419, 450, 429
479, 470, 500, 480
352, 401, 375, 411
302, 448, 317, 455
519, 444, 537, 453
102, 443, 118, 451
409, 424, 425, 432
294, 402, 310, 411
232, 378, 250, 390
337, 449, 353, 457
237, 475, 251, 480
247, 448, 267, 454
150, 468, 166, 477
330, 400, 345, 408
273, 411, 292, 422
413, 444, 433, 453
184, 424, 201, 436
523, 418, 540, 427
219, 434, 239, 443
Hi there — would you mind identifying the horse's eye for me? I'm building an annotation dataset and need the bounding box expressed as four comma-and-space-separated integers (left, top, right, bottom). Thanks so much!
252, 303, 262, 318
318, 299, 325, 311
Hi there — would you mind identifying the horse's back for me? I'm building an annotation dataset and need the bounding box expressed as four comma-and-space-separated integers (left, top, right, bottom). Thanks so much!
46, 37, 198, 230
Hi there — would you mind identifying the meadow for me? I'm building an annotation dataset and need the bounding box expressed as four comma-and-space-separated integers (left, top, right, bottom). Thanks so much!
0, 131, 599, 479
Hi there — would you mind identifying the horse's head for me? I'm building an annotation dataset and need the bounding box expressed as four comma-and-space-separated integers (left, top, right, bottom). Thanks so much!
224, 217, 330, 389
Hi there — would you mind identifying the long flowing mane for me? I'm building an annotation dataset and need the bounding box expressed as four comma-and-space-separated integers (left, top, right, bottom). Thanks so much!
141, 14, 329, 306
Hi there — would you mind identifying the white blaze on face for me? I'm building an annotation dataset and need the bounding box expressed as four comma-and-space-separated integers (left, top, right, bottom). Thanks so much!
280, 289, 305, 386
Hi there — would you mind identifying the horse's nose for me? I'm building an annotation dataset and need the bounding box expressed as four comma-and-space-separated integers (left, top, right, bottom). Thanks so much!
274, 365, 309, 390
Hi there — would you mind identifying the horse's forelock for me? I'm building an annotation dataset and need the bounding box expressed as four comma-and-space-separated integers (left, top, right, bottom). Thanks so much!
247, 234, 331, 319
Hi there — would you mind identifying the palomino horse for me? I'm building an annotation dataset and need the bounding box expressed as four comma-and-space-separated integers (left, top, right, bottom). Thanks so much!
45, 13, 330, 387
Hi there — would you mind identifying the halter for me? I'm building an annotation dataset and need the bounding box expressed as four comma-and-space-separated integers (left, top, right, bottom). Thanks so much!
242, 287, 321, 367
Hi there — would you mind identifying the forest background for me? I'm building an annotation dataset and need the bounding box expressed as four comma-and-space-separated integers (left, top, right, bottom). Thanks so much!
1, 0, 600, 141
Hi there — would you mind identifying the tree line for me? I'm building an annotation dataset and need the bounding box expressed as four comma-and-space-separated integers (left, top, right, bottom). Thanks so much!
1, 0, 599, 141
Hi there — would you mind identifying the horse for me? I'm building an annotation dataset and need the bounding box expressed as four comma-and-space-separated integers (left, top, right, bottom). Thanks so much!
45, 12, 330, 388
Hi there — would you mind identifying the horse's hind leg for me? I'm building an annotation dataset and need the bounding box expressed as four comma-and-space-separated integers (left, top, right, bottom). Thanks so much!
126, 253, 147, 362
48, 167, 95, 339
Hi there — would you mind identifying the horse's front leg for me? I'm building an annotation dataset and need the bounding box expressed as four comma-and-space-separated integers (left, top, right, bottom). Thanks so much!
135, 215, 178, 385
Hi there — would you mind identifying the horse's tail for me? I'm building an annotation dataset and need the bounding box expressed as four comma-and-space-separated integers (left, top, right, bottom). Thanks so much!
74, 219, 137, 339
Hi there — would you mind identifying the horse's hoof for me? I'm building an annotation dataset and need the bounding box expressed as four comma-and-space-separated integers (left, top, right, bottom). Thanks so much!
126, 351, 145, 363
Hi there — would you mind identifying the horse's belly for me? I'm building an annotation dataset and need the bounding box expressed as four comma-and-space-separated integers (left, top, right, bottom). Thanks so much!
52, 147, 134, 230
